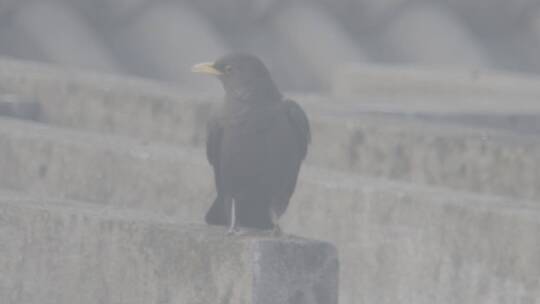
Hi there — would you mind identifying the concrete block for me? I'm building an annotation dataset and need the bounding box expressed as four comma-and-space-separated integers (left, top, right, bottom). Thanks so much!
0, 59, 211, 146
0, 94, 41, 121
308, 112, 540, 201
95, 0, 150, 21
380, 3, 490, 67
349, 0, 407, 23
0, 119, 538, 303
0, 59, 539, 201
400, 112, 540, 136
284, 170, 540, 304
111, 2, 227, 92
271, 2, 366, 89
185, 0, 281, 30
528, 8, 540, 67
242, 29, 322, 91
0, 0, 18, 14
0, 195, 338, 304
13, 0, 122, 73
0, 24, 46, 61
447, 0, 533, 34
1, 123, 539, 303
332, 64, 540, 106
0, 118, 213, 216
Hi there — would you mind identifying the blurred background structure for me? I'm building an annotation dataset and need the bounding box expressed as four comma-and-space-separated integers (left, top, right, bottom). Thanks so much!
1, 1, 540, 304
1, 0, 540, 91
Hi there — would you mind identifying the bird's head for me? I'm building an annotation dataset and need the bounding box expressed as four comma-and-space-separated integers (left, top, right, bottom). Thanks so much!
192, 53, 281, 102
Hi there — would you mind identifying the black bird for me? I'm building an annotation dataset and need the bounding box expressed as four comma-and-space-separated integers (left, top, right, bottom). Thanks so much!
192, 53, 310, 235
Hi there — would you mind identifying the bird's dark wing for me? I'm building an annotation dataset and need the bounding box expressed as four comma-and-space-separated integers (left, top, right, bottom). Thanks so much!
205, 116, 228, 226
206, 116, 223, 209
206, 116, 222, 169
284, 99, 311, 160
260, 98, 310, 219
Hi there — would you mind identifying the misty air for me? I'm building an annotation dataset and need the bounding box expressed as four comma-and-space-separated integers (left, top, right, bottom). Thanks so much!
0, 1, 538, 304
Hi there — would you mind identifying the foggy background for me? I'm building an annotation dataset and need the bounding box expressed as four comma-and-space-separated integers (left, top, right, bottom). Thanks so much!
1, 1, 540, 304
1, 0, 540, 92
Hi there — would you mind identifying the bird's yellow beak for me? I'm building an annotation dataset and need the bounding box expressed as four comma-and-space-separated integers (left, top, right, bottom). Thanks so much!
191, 62, 222, 76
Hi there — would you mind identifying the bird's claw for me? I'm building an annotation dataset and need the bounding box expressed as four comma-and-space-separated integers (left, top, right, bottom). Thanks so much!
227, 227, 240, 235
271, 225, 282, 237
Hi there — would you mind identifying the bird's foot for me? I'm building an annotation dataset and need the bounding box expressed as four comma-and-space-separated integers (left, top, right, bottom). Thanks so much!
227, 226, 240, 235
271, 225, 283, 237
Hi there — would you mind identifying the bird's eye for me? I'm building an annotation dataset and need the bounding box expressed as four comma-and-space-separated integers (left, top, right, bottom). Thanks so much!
224, 65, 232, 74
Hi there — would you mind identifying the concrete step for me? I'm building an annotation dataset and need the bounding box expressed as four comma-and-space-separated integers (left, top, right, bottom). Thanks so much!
0, 59, 538, 201
285, 170, 540, 304
333, 64, 540, 109
0, 93, 41, 121
310, 112, 540, 202
0, 57, 206, 145
0, 118, 539, 303
0, 193, 338, 304
0, 117, 212, 216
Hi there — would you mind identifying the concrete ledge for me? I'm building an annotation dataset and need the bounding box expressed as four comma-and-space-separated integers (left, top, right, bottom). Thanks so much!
0, 115, 539, 214
309, 114, 540, 201
285, 170, 540, 304
333, 64, 540, 108
3, 162, 540, 303
0, 94, 40, 121
1, 119, 539, 303
0, 59, 539, 200
0, 195, 338, 304
0, 118, 212, 215
0, 57, 210, 146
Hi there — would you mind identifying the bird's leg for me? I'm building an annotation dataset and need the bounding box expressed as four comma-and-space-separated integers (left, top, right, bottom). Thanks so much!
227, 198, 239, 235
270, 208, 282, 237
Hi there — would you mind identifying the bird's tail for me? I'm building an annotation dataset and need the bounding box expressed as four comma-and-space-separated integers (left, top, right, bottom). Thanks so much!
204, 195, 274, 230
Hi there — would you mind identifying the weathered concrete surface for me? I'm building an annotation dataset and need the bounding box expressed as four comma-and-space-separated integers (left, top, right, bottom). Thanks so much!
284, 171, 540, 304
333, 63, 540, 108
0, 118, 538, 303
2, 97, 540, 205
0, 117, 538, 214
0, 94, 41, 121
0, 118, 212, 216
0, 194, 338, 304
0, 58, 211, 145
310, 114, 540, 202
0, 59, 539, 201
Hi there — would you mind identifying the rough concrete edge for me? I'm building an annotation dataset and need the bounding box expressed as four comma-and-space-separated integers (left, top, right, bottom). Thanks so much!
0, 56, 196, 100
250, 237, 339, 304
1, 116, 539, 211
0, 193, 339, 247
0, 116, 203, 163
4, 56, 540, 117
1, 57, 540, 146
0, 192, 190, 230
302, 165, 540, 211
311, 109, 540, 147
332, 63, 540, 97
